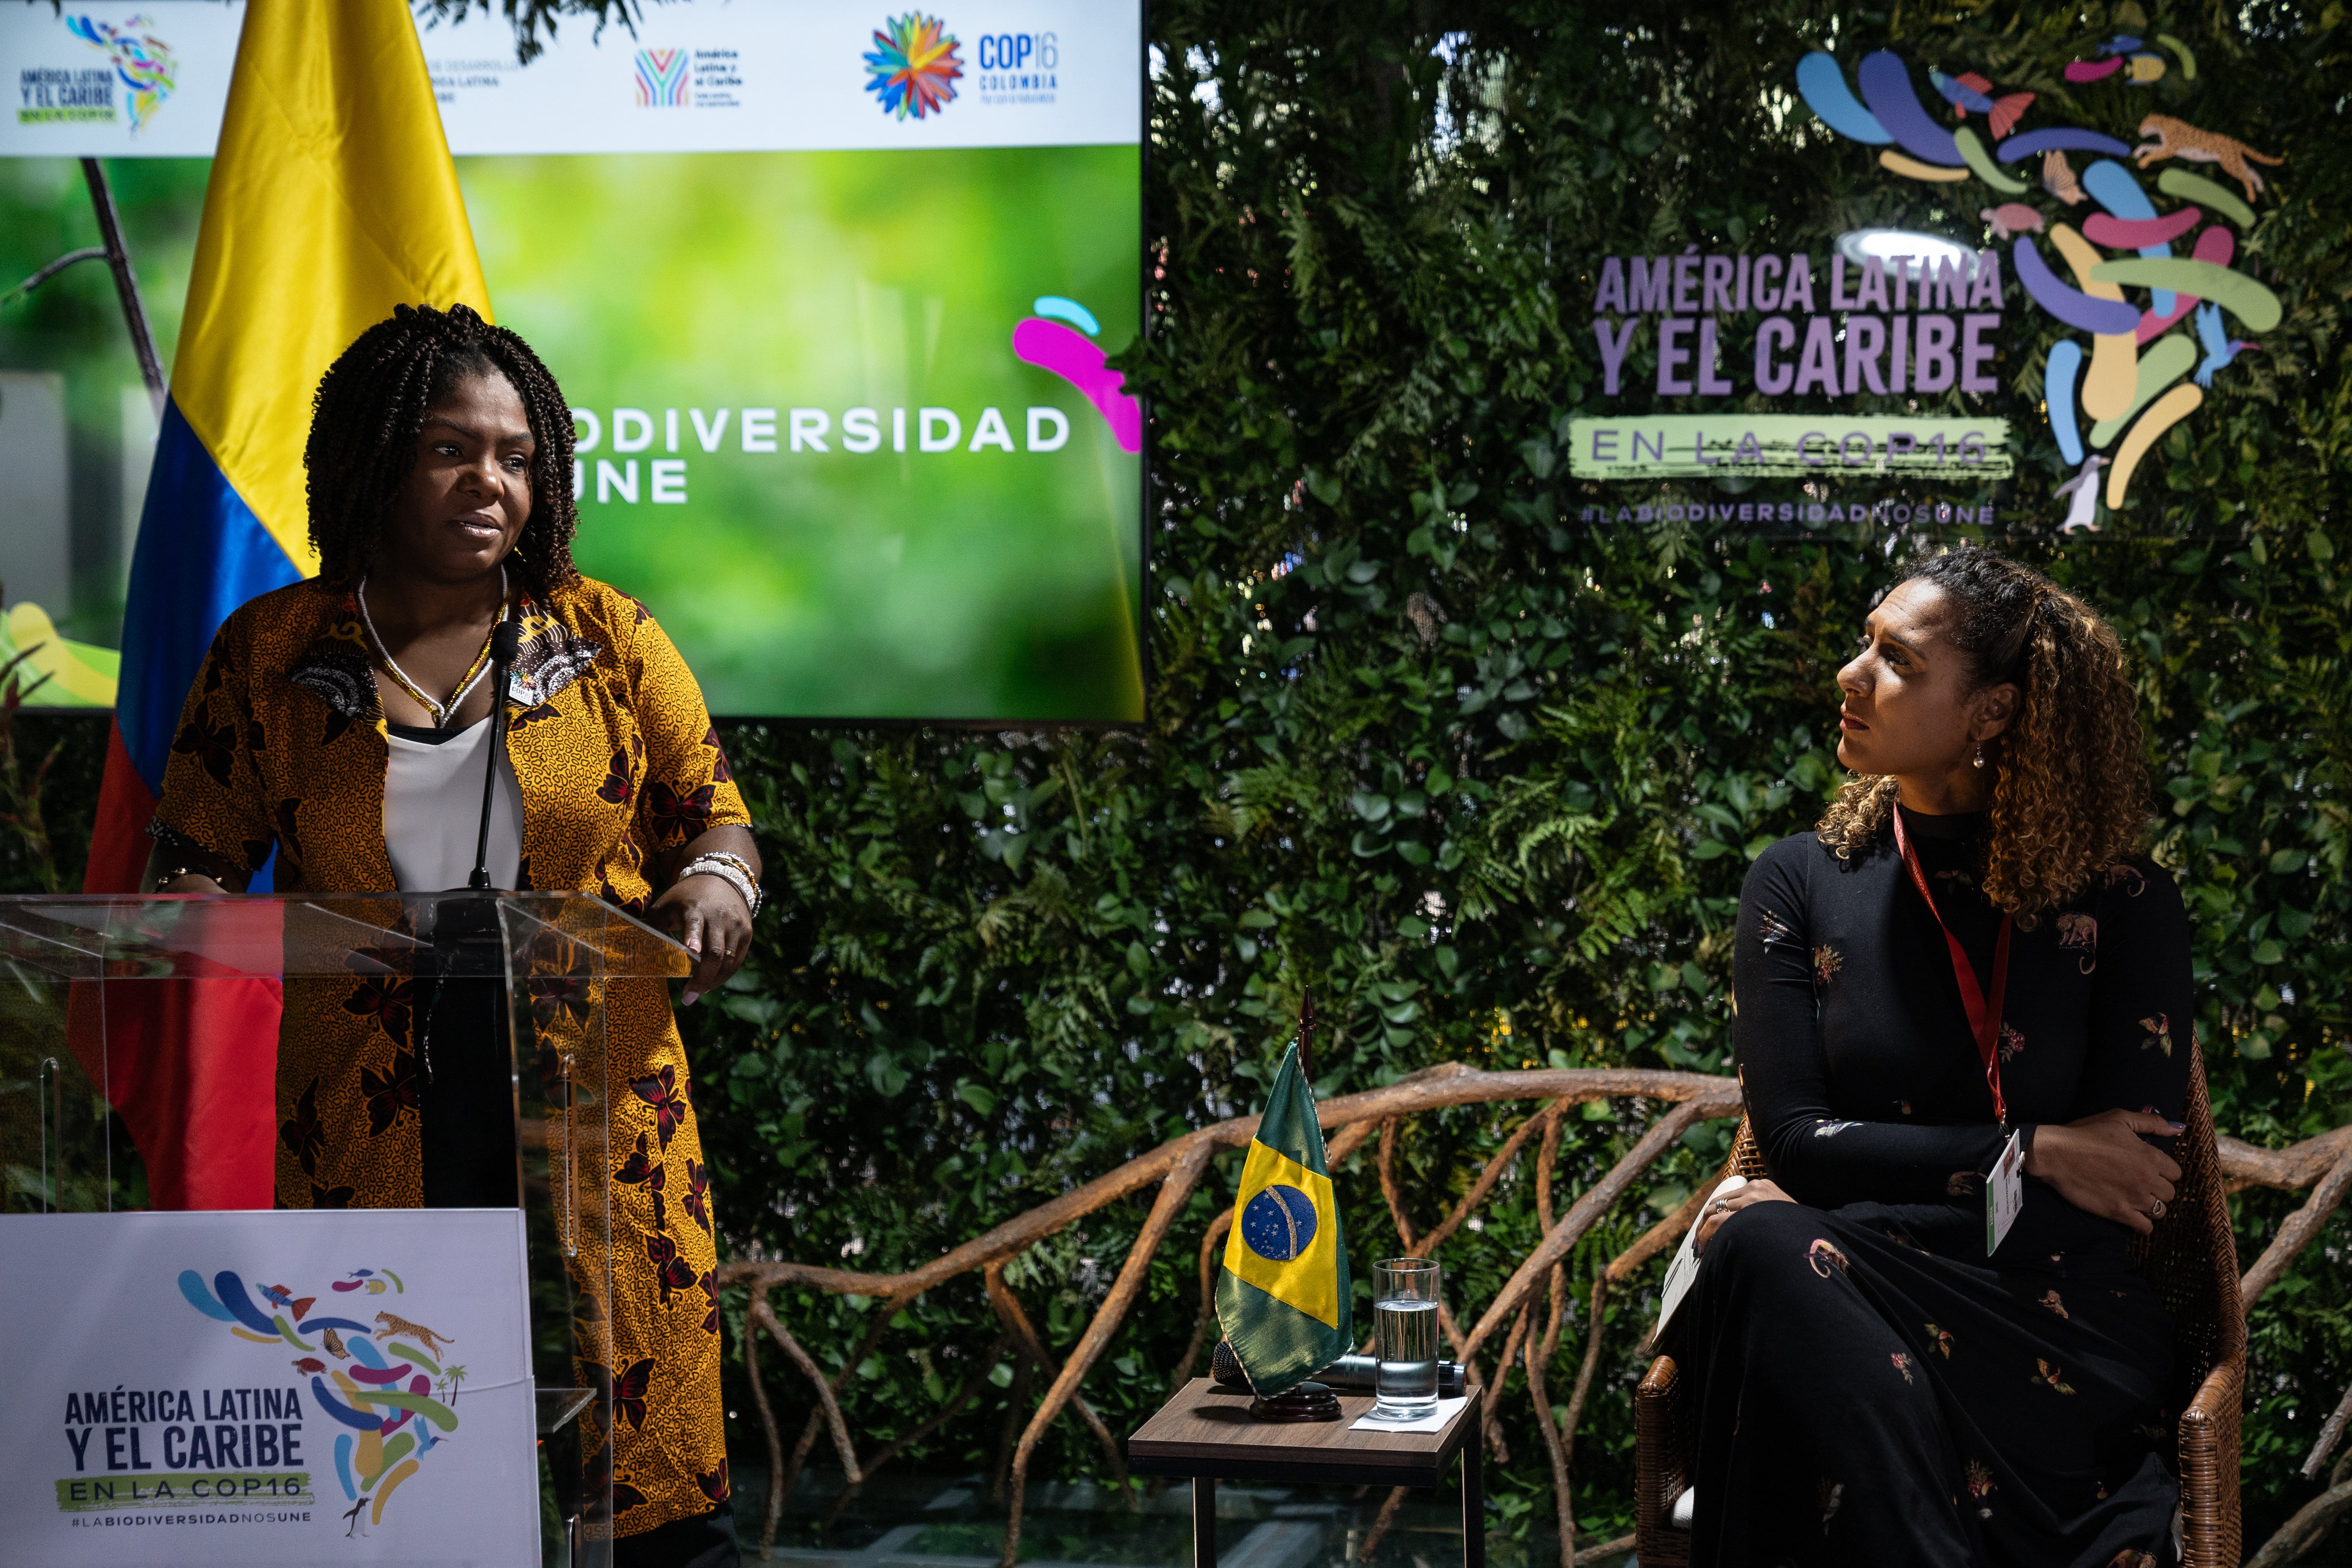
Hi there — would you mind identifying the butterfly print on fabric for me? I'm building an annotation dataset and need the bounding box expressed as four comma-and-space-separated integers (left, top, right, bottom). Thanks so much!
2055, 911, 2099, 973
697, 1457, 731, 1505
2034, 1358, 2077, 1394
308, 1180, 357, 1209
631, 1065, 691, 1151
646, 1233, 696, 1305
529, 969, 594, 1036
615, 1133, 656, 1186
647, 1162, 669, 1234
1812, 944, 1844, 986
602, 1357, 655, 1432
683, 1158, 712, 1234
1807, 1239, 1850, 1278
1890, 1352, 1913, 1385
1925, 1323, 1954, 1358
646, 780, 716, 845
612, 1480, 649, 1516
696, 1270, 721, 1336
2139, 1014, 2174, 1056
506, 701, 561, 733
2039, 1289, 2068, 1318
173, 714, 239, 787
1998, 1024, 2025, 1063
273, 797, 302, 860
342, 972, 417, 1046
360, 1049, 422, 1136
595, 749, 634, 806
1964, 1458, 1995, 1517
702, 725, 735, 784
280, 1079, 326, 1176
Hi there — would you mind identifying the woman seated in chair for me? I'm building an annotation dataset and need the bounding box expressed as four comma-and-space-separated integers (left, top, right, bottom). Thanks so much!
1671, 547, 2189, 1566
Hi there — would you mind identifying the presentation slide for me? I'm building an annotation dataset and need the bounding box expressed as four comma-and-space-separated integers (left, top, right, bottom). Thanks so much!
0, 2, 1145, 721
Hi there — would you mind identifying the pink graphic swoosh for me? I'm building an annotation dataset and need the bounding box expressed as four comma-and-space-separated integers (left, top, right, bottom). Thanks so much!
1013, 318, 1142, 454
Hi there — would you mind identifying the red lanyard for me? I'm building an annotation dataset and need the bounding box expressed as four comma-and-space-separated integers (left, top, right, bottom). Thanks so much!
1891, 808, 2013, 1127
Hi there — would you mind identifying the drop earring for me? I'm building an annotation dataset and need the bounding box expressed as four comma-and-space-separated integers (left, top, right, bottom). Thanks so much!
1972, 744, 1986, 769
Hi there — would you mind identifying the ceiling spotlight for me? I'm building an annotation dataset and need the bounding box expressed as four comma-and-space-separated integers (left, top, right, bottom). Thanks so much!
1836, 228, 1978, 281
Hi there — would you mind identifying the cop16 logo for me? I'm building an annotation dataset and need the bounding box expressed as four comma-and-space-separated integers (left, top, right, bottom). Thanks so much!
976, 32, 1057, 72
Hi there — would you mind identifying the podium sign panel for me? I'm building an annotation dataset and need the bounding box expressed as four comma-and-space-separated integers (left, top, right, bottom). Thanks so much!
0, 893, 693, 1567
0, 1208, 536, 1564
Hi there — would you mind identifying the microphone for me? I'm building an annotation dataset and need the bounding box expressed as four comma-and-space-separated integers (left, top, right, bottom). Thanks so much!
467, 596, 522, 891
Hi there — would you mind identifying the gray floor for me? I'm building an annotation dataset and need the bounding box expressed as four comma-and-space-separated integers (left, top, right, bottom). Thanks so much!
731, 1469, 1634, 1568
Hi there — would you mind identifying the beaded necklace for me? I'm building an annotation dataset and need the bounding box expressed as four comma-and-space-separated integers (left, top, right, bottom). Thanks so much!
357, 567, 507, 730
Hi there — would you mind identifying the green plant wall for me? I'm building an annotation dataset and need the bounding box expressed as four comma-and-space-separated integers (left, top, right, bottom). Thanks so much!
8, 0, 2350, 1552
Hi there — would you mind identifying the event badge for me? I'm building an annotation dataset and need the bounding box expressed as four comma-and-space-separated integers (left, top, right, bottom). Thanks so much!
1986, 1128, 2026, 1254
1649, 1175, 1748, 1347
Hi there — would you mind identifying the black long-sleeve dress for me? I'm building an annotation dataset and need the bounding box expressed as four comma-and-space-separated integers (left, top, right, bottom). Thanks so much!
1663, 804, 2193, 1567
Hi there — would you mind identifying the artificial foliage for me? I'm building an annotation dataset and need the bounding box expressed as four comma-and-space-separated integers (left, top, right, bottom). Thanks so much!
5, 0, 2350, 1551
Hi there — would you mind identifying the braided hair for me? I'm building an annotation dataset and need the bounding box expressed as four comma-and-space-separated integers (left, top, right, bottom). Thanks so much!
1816, 546, 2150, 925
305, 302, 580, 596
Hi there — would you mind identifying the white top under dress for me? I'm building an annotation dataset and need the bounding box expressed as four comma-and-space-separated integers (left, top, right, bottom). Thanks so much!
381, 717, 524, 891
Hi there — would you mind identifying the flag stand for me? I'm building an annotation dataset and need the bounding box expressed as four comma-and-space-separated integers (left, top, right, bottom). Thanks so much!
1246, 989, 1340, 1421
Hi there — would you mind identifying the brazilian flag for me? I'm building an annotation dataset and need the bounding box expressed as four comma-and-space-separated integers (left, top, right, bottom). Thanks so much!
1215, 1043, 1351, 1395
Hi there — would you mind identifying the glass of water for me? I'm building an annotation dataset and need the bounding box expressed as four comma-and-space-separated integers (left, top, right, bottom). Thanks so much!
1373, 1258, 1442, 1418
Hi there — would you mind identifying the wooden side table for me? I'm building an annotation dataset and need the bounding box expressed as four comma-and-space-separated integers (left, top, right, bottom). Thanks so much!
1127, 1379, 1485, 1568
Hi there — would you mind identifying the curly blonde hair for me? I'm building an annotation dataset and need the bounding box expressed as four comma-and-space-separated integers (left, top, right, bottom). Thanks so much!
1816, 548, 2149, 926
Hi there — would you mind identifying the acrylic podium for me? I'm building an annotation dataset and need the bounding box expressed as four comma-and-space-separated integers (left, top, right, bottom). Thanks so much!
0, 891, 692, 1568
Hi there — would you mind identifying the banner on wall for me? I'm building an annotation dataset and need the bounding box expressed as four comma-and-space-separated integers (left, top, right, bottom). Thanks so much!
1564, 28, 2285, 540
0, 1, 1145, 721
0, 1209, 537, 1565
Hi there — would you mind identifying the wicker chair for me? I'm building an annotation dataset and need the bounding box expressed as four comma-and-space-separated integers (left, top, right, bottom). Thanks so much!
1634, 1037, 2244, 1566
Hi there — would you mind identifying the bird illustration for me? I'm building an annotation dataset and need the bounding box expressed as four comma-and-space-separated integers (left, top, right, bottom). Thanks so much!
343, 1495, 370, 1538
1929, 69, 2035, 139
1979, 203, 2045, 240
322, 1328, 351, 1360
2193, 303, 2261, 387
2041, 150, 2086, 206
290, 1356, 328, 1375
2054, 455, 2108, 533
375, 1310, 454, 1358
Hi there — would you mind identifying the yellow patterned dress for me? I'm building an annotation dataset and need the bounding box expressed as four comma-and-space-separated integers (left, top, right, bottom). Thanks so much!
152, 575, 747, 1538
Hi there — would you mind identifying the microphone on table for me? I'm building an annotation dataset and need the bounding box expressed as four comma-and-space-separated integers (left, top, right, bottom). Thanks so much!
1210, 1339, 1466, 1397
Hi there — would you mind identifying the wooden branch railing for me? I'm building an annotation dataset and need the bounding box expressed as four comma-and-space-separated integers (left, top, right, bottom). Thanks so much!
715, 1065, 2352, 1566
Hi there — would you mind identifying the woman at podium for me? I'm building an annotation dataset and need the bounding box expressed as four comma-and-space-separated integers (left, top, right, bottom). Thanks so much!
143, 303, 756, 1566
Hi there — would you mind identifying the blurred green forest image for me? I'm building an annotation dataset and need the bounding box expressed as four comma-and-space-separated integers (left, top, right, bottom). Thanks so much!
6, 0, 2352, 1557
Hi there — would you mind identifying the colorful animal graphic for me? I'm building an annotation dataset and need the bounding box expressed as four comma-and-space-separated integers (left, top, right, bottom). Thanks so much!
374, 1310, 454, 1358
1930, 69, 2034, 138
1979, 202, 2044, 239
181, 1264, 454, 1533
2041, 150, 2086, 205
2053, 456, 2107, 533
2192, 302, 2261, 387
2134, 115, 2284, 201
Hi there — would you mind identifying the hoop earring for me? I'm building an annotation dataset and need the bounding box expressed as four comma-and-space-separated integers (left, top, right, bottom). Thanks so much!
1972, 744, 1986, 769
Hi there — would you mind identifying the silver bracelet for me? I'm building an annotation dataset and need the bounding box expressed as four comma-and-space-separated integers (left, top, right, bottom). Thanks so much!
678, 855, 760, 917
690, 849, 757, 883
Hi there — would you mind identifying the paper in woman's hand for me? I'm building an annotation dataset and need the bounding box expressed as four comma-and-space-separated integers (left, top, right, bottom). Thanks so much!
1648, 1176, 1748, 1349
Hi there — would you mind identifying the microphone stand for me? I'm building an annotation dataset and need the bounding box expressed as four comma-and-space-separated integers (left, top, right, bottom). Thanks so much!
419, 590, 524, 1208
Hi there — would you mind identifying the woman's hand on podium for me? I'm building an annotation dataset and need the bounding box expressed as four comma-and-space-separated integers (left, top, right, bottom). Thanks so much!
2024, 1110, 2183, 1234
650, 825, 762, 1007
1694, 1177, 1795, 1255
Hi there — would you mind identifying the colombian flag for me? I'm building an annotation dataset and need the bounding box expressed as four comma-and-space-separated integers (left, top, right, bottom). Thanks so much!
1215, 1043, 1351, 1395
80, 1, 491, 1208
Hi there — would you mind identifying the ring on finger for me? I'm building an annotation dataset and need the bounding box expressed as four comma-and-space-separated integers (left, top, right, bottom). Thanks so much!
2149, 1198, 2166, 1219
